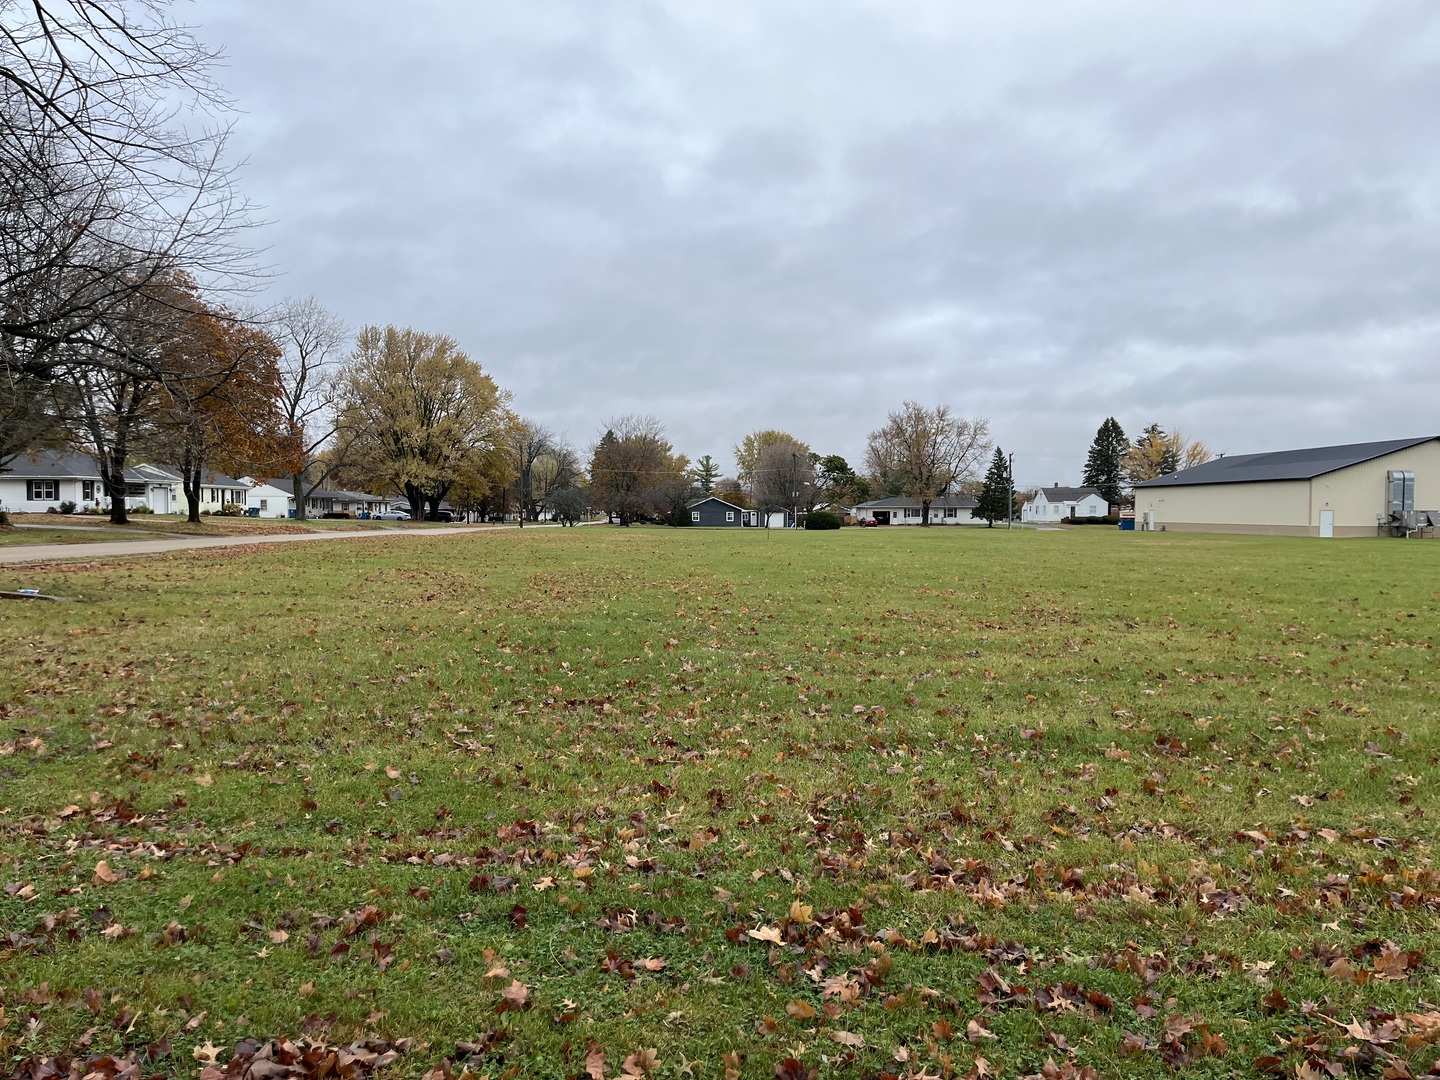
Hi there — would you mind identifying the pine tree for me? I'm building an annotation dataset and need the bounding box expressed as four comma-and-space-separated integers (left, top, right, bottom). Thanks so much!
973, 447, 1012, 527
1082, 417, 1128, 506
694, 454, 720, 495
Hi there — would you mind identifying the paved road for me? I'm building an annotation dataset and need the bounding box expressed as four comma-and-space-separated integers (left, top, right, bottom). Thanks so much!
0, 523, 540, 565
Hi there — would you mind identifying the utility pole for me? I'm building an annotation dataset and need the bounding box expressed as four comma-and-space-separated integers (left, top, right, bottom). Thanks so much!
1008, 452, 1014, 532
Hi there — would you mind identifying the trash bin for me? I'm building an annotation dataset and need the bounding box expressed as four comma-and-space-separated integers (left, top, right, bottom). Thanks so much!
246, 507, 260, 517
288, 509, 296, 519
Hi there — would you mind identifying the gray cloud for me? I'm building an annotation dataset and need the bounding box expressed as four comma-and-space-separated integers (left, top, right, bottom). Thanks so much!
202, 0, 1440, 481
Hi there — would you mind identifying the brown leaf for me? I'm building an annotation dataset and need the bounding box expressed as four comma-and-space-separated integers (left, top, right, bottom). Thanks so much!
785, 1000, 817, 1020
585, 1043, 606, 1080
827, 1030, 863, 1048
748, 925, 783, 945
93, 860, 120, 885
498, 980, 530, 1013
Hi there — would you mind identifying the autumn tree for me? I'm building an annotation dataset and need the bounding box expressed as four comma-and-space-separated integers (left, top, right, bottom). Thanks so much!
335, 325, 512, 520
506, 418, 560, 526
153, 305, 292, 522
588, 415, 687, 526
973, 447, 1013, 526
735, 430, 812, 484
865, 402, 991, 525
1082, 417, 1128, 507
1124, 424, 1211, 486
714, 477, 750, 509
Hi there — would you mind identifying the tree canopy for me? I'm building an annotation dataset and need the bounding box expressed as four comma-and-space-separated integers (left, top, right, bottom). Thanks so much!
865, 402, 990, 525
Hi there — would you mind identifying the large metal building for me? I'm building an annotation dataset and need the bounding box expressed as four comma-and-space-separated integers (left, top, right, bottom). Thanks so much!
1131, 436, 1440, 537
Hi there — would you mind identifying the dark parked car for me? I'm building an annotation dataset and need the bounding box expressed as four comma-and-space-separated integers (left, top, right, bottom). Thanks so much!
424, 510, 456, 522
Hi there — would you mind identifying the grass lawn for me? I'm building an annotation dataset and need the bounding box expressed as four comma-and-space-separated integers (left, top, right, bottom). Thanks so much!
0, 529, 170, 547
6, 514, 472, 538
1, 526, 1437, 1079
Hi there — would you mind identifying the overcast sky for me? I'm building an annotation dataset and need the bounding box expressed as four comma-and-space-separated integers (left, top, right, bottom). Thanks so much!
201, 0, 1440, 485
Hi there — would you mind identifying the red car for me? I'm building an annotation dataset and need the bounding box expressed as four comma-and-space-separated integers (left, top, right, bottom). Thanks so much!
857, 517, 879, 527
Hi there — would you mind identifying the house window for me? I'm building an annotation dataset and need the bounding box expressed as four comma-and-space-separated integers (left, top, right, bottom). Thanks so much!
691, 511, 700, 522
82, 480, 95, 501
260, 499, 268, 510
725, 511, 735, 522
27, 480, 58, 501
126, 482, 146, 498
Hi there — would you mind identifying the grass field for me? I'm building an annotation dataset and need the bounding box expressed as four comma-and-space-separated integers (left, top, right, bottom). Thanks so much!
1, 526, 1437, 1079
0, 528, 173, 547
6, 514, 474, 538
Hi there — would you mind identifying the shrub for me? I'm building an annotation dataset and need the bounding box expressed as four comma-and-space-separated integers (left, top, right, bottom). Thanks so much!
45, 505, 59, 514
59, 500, 77, 514
0, 510, 9, 527
218, 504, 246, 516
805, 510, 842, 530
1067, 515, 1118, 526
130, 504, 153, 514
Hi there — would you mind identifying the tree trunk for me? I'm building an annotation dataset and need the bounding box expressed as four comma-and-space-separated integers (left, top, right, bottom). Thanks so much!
291, 470, 308, 520
184, 459, 202, 523
921, 500, 931, 526
403, 483, 424, 521
102, 444, 129, 525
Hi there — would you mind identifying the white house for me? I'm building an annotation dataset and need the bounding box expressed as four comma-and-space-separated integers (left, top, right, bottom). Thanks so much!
241, 478, 292, 518
1021, 485, 1109, 523
261, 477, 394, 518
0, 450, 179, 514
854, 495, 983, 525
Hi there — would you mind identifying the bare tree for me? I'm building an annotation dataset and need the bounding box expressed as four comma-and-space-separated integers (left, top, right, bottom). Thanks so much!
506, 419, 556, 527
748, 435, 816, 526
865, 402, 991, 525
270, 297, 348, 519
1, 1, 254, 461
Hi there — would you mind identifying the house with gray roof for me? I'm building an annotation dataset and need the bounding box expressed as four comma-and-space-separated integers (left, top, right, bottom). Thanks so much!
855, 495, 982, 525
1021, 485, 1109, 523
1132, 436, 1440, 537
0, 449, 181, 514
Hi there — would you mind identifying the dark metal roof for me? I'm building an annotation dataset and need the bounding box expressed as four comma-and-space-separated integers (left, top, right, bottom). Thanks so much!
1136, 436, 1439, 488
856, 495, 979, 509
1036, 486, 1104, 502
687, 495, 747, 512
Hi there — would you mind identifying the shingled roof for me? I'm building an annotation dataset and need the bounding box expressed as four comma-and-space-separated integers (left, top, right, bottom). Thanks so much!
1136, 437, 1439, 488
1036, 486, 1103, 502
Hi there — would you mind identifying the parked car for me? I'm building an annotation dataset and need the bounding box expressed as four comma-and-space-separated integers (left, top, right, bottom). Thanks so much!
424, 510, 456, 522
374, 509, 410, 520
857, 517, 879, 527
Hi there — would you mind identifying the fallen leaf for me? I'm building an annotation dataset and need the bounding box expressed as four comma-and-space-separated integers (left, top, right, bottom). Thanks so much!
748, 925, 783, 945
828, 1030, 863, 1048
93, 861, 120, 885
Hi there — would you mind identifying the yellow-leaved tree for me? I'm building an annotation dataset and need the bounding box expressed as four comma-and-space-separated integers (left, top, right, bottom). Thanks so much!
335, 326, 513, 520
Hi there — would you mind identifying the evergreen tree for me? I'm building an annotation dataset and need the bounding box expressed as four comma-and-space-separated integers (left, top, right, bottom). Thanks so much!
1082, 417, 1128, 506
973, 447, 1012, 527
694, 454, 720, 495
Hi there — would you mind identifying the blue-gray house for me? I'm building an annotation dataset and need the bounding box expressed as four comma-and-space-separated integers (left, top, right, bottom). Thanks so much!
687, 495, 746, 527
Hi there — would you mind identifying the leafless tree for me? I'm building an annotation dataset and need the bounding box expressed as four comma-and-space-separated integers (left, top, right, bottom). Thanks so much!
268, 297, 348, 519
865, 402, 991, 525
507, 418, 556, 526
1, 1, 254, 467
748, 436, 816, 526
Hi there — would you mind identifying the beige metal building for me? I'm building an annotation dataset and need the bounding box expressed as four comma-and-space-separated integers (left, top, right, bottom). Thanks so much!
1132, 436, 1440, 537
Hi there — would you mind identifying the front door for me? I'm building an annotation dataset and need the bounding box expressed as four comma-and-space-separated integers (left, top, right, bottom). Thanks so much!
1319, 509, 1334, 538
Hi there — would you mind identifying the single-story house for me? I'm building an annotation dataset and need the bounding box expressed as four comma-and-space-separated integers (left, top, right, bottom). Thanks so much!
1132, 436, 1440, 537
687, 495, 746, 527
855, 495, 982, 525
189, 470, 250, 514
0, 450, 180, 514
1021, 485, 1109, 523
262, 478, 392, 517
240, 477, 292, 518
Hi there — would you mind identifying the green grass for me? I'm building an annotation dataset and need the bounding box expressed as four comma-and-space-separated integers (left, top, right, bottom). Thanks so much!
0, 528, 165, 547
7, 513, 467, 537
1, 526, 1437, 1078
